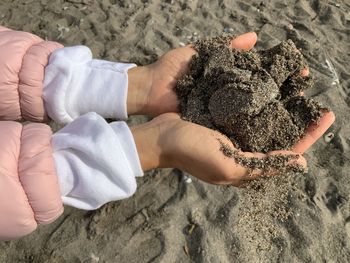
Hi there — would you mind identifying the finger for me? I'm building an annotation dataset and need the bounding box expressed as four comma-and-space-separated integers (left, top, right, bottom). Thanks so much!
235, 150, 306, 180
163, 112, 181, 119
234, 152, 307, 188
154, 112, 182, 123
181, 45, 198, 57
228, 152, 265, 183
292, 111, 336, 154
300, 68, 309, 77
242, 168, 264, 181
267, 150, 307, 169
299, 68, 308, 96
234, 153, 266, 181
230, 32, 257, 51
185, 32, 257, 53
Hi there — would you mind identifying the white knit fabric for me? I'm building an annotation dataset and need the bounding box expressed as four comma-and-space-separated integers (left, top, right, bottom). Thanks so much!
43, 45, 136, 124
43, 45, 143, 209
52, 112, 143, 210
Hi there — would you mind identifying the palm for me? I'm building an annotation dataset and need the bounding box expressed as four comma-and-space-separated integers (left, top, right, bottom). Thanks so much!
145, 32, 258, 116
153, 110, 334, 185
154, 113, 249, 185
146, 46, 196, 115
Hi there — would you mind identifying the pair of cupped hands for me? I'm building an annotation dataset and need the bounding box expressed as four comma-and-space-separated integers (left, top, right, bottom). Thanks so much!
127, 32, 335, 186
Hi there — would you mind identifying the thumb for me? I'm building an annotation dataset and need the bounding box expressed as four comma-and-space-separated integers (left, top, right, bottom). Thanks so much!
268, 150, 307, 169
230, 32, 258, 50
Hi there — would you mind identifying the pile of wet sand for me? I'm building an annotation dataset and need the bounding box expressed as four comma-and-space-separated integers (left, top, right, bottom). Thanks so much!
176, 37, 324, 154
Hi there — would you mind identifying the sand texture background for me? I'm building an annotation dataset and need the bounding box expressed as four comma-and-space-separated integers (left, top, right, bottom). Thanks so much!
0, 0, 350, 262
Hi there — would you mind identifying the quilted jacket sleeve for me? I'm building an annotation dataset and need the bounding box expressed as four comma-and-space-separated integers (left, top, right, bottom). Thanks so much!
0, 26, 135, 124
0, 26, 63, 122
0, 121, 63, 240
0, 113, 144, 240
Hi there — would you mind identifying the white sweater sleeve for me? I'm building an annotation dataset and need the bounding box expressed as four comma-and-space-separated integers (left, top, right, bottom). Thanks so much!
43, 46, 136, 124
52, 112, 143, 210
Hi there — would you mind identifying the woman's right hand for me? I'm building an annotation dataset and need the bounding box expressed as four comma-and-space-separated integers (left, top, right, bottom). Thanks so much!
130, 113, 322, 186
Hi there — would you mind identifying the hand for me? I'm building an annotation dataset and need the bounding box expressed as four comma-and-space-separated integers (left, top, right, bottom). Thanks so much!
131, 111, 334, 185
127, 32, 258, 116
292, 110, 335, 153
131, 113, 331, 186
129, 32, 335, 185
293, 67, 336, 153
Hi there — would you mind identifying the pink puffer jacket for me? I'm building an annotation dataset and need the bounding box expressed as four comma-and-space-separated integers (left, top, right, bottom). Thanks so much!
0, 26, 64, 240
0, 122, 63, 240
0, 26, 63, 122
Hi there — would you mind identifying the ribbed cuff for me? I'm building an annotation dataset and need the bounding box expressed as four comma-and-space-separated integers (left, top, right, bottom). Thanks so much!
110, 121, 144, 177
43, 45, 137, 124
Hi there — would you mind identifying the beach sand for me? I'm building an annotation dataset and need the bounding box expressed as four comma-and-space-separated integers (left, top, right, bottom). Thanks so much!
0, 0, 349, 262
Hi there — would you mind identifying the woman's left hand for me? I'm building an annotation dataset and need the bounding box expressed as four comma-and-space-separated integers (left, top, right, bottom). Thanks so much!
126, 32, 258, 116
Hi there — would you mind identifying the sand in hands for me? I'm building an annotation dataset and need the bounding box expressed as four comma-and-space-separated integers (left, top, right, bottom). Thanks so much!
175, 36, 327, 252
176, 36, 323, 153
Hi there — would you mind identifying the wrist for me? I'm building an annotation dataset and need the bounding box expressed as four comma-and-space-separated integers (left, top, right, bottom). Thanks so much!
130, 116, 176, 171
130, 121, 166, 171
127, 66, 152, 115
